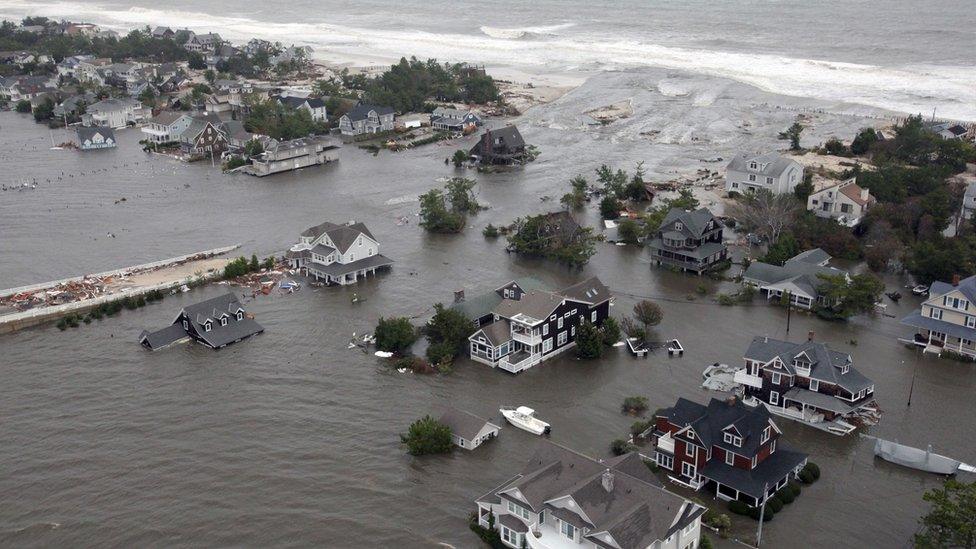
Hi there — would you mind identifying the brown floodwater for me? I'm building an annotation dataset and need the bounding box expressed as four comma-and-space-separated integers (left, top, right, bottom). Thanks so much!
1, 70, 973, 548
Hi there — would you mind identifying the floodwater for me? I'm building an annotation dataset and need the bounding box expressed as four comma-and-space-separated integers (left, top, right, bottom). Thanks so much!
1, 70, 975, 548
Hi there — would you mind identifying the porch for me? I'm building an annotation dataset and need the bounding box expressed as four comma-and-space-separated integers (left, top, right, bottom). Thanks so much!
499, 350, 541, 374
526, 522, 580, 549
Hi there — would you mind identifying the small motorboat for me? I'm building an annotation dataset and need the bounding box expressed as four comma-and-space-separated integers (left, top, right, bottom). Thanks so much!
873, 437, 975, 475
911, 285, 929, 296
500, 406, 551, 436
886, 291, 902, 302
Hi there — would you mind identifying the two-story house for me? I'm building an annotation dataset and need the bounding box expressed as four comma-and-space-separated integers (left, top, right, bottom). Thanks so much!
277, 96, 328, 122
646, 208, 728, 274
76, 126, 117, 150
139, 293, 264, 351
285, 221, 393, 285
431, 106, 481, 133
725, 152, 804, 195
646, 397, 808, 507
141, 111, 194, 144
806, 177, 875, 226
338, 104, 395, 135
475, 441, 705, 549
248, 135, 340, 177
901, 274, 976, 358
184, 32, 222, 53
733, 335, 878, 435
742, 248, 848, 310
83, 97, 146, 128
177, 115, 228, 155
461, 276, 611, 373
469, 125, 526, 165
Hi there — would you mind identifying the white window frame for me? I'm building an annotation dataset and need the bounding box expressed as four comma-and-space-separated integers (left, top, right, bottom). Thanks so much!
591, 310, 597, 322
761, 426, 770, 444
681, 462, 696, 478
557, 316, 564, 329
809, 379, 819, 392
770, 391, 780, 406
204, 321, 212, 332
725, 451, 735, 466
967, 316, 976, 328
560, 519, 575, 540
543, 338, 553, 353
557, 331, 567, 346
220, 317, 227, 326
686, 443, 695, 458
771, 372, 781, 385
656, 452, 673, 469
542, 323, 549, 336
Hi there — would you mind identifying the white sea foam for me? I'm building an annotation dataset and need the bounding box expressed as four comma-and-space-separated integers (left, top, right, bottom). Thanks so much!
2, 0, 974, 120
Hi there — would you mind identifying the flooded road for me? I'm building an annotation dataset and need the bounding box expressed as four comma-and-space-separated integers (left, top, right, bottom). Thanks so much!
1, 69, 974, 548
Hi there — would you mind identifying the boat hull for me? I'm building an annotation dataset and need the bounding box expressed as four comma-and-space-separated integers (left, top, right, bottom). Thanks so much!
874, 439, 960, 475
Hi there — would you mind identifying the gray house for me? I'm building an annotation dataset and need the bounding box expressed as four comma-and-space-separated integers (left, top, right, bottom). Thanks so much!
139, 293, 264, 351
742, 248, 848, 310
76, 126, 116, 150
247, 135, 340, 177
647, 208, 728, 274
725, 152, 804, 195
438, 408, 500, 450
338, 104, 395, 136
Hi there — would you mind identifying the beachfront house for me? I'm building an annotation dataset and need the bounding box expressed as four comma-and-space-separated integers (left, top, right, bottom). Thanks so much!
76, 126, 117, 150
338, 104, 395, 135
742, 248, 848, 310
141, 111, 194, 144
475, 441, 704, 549
184, 32, 222, 53
431, 107, 480, 133
284, 221, 393, 286
177, 115, 228, 155
806, 177, 875, 226
469, 125, 526, 165
438, 408, 500, 451
247, 135, 340, 177
901, 274, 976, 358
646, 397, 808, 507
733, 334, 877, 435
725, 152, 804, 195
457, 276, 612, 373
139, 293, 264, 351
151, 26, 174, 39
276, 96, 328, 122
82, 97, 146, 128
646, 207, 728, 274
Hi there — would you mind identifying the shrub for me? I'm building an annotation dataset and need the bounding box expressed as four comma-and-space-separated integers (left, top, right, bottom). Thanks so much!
799, 469, 815, 484
600, 317, 621, 346
610, 438, 637, 456
223, 156, 248, 170
788, 480, 802, 497
426, 341, 456, 365
699, 535, 714, 549
575, 320, 604, 359
374, 317, 418, 354
748, 504, 773, 521
621, 396, 649, 415
777, 487, 796, 504
728, 500, 751, 516
705, 512, 732, 531
482, 224, 499, 238
400, 415, 453, 455
804, 462, 821, 480
767, 495, 784, 513
15, 99, 31, 113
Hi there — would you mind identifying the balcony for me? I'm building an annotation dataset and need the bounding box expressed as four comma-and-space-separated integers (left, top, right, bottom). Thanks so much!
733, 370, 764, 388
512, 328, 543, 346
526, 523, 580, 549
499, 350, 541, 373
657, 432, 675, 454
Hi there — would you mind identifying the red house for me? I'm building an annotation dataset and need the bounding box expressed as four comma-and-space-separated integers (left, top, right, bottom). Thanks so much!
644, 397, 808, 507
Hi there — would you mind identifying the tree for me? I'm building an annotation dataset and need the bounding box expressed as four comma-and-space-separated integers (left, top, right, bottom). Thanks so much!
632, 300, 663, 342
850, 127, 878, 155
600, 317, 621, 346
816, 272, 885, 318
14, 99, 31, 113
914, 479, 976, 549
418, 189, 464, 233
243, 138, 264, 157
600, 195, 621, 219
779, 121, 804, 150
187, 52, 206, 70
560, 175, 587, 210
374, 317, 418, 353
621, 396, 649, 415
444, 177, 482, 215
617, 219, 641, 244
425, 303, 472, 363
794, 172, 814, 202
762, 232, 800, 266
575, 321, 603, 359
823, 137, 847, 156
400, 415, 453, 456
204, 69, 216, 85
596, 164, 628, 198
451, 149, 468, 167
506, 214, 598, 266
249, 254, 260, 272
32, 97, 54, 122
728, 189, 800, 244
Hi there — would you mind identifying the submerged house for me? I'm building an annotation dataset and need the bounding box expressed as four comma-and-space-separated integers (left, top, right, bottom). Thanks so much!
742, 248, 848, 310
338, 104, 395, 135
456, 276, 612, 373
469, 125, 526, 165
901, 274, 976, 358
438, 408, 500, 451
248, 135, 340, 177
475, 441, 704, 549
76, 126, 116, 150
734, 335, 877, 435
646, 397, 808, 507
139, 293, 264, 351
646, 207, 728, 274
285, 221, 393, 285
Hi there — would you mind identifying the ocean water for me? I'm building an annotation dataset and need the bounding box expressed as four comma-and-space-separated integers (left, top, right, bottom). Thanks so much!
0, 0, 974, 119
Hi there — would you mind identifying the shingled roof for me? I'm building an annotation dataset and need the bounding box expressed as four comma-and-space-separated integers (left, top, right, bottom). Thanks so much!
743, 336, 873, 393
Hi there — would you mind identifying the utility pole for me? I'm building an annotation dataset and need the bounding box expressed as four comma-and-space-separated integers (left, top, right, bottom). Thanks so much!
785, 291, 792, 333
757, 481, 769, 546
907, 352, 919, 407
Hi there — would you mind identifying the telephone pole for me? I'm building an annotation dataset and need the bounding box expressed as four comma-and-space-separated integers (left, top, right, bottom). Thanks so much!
757, 482, 769, 546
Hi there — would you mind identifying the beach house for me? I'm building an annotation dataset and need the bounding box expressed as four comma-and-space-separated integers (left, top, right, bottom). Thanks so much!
76, 126, 117, 150
247, 135, 340, 177
725, 152, 804, 195
141, 111, 194, 144
742, 248, 848, 310
469, 125, 526, 165
431, 107, 480, 133
83, 97, 146, 128
475, 441, 704, 549
901, 274, 976, 358
276, 96, 328, 122
139, 293, 264, 351
284, 221, 393, 285
338, 104, 395, 135
806, 177, 875, 226
646, 397, 808, 506
646, 207, 728, 274
438, 408, 500, 450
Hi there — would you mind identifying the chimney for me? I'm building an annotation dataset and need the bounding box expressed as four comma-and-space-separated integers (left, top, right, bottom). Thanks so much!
953, 274, 961, 287
807, 330, 815, 342
726, 395, 737, 406
454, 289, 465, 304
601, 469, 614, 493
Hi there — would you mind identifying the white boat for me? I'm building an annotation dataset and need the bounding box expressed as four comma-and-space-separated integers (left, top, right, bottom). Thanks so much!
500, 406, 551, 436
873, 437, 973, 475
911, 284, 929, 296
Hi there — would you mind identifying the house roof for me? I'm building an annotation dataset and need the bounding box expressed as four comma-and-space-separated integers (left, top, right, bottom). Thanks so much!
87, 97, 140, 113
76, 126, 114, 142
790, 248, 831, 266
305, 254, 394, 278
560, 276, 611, 306
659, 398, 778, 457
345, 103, 395, 121
727, 151, 799, 178
657, 208, 723, 239
310, 243, 336, 256
742, 250, 845, 298
929, 275, 976, 304
451, 277, 550, 321
138, 323, 187, 350
180, 293, 264, 348
838, 182, 873, 207
151, 110, 189, 125
472, 320, 512, 346
901, 311, 976, 341
301, 221, 376, 253
700, 445, 807, 499
471, 125, 525, 155
438, 408, 498, 441
743, 337, 873, 394
489, 442, 698, 549
494, 290, 564, 324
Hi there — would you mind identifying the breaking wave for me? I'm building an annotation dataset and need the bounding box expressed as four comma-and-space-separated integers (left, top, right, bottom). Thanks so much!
479, 23, 576, 40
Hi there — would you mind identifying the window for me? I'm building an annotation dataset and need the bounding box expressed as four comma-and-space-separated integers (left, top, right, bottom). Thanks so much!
358, 236, 362, 245
563, 312, 571, 319
220, 317, 227, 326
543, 338, 553, 353
557, 331, 567, 346
967, 316, 976, 328
204, 321, 212, 332
557, 316, 563, 329
731, 182, 739, 189
571, 308, 577, 315
809, 379, 819, 392
928, 308, 942, 320
765, 176, 773, 184
686, 443, 695, 458
501, 526, 522, 546
751, 455, 757, 468
560, 520, 576, 539
681, 462, 696, 478
657, 452, 673, 469
770, 439, 777, 453
543, 323, 549, 336
770, 391, 780, 406
748, 174, 756, 182
771, 372, 781, 385
182, 320, 188, 330
725, 451, 735, 466
761, 426, 770, 444
504, 289, 511, 298
591, 310, 598, 322
349, 253, 354, 261
550, 314, 556, 321
749, 162, 757, 169
571, 326, 576, 337
675, 222, 683, 231
506, 501, 529, 520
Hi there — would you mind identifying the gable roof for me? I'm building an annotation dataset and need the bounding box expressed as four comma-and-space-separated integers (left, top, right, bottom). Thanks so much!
929, 275, 976, 304
658, 207, 723, 239
344, 103, 394, 121
743, 336, 873, 393
494, 290, 565, 324
438, 408, 498, 441
727, 151, 799, 178
559, 276, 611, 306
76, 126, 114, 142
743, 249, 846, 297
181, 293, 264, 348
660, 397, 776, 456
472, 319, 512, 346
451, 277, 550, 321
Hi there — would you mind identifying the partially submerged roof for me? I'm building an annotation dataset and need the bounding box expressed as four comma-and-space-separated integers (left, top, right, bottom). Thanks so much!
657, 207, 723, 239
743, 336, 873, 394
139, 323, 187, 350
438, 408, 498, 441
182, 293, 264, 349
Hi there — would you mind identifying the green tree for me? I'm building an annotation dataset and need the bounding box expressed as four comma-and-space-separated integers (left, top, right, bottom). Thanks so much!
762, 232, 800, 266
780, 121, 804, 150
249, 254, 260, 272
600, 195, 622, 219
575, 321, 603, 359
823, 137, 847, 156
816, 272, 885, 318
561, 175, 588, 210
617, 219, 641, 244
444, 177, 482, 214
632, 300, 663, 340
914, 479, 976, 549
621, 396, 649, 415
600, 317, 621, 346
243, 138, 264, 157
400, 415, 453, 456
32, 98, 54, 121
506, 214, 598, 266
596, 164, 628, 198
374, 317, 418, 353
850, 127, 878, 155
15, 99, 31, 113
451, 149, 469, 167
419, 188, 465, 233
425, 303, 472, 363
794, 172, 814, 202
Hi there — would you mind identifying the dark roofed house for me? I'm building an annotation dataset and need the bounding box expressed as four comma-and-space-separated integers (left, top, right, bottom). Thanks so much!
438, 408, 500, 450
735, 335, 878, 435
463, 276, 612, 373
286, 220, 393, 285
645, 397, 808, 508
647, 207, 728, 274
276, 95, 328, 122
742, 248, 848, 310
475, 441, 705, 549
338, 104, 395, 135
469, 125, 527, 165
76, 126, 116, 150
139, 293, 263, 351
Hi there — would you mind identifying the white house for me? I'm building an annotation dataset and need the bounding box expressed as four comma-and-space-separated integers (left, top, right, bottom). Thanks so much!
725, 151, 804, 195
806, 177, 875, 226
475, 441, 705, 549
438, 408, 500, 450
141, 111, 194, 144
431, 107, 481, 133
83, 98, 146, 128
277, 96, 327, 122
338, 104, 395, 136
285, 221, 393, 285
742, 248, 848, 310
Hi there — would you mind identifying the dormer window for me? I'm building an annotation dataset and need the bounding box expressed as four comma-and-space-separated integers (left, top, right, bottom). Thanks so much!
220, 317, 227, 326
204, 321, 212, 332
723, 432, 742, 447
236, 311, 243, 321
749, 162, 757, 170
674, 222, 683, 231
